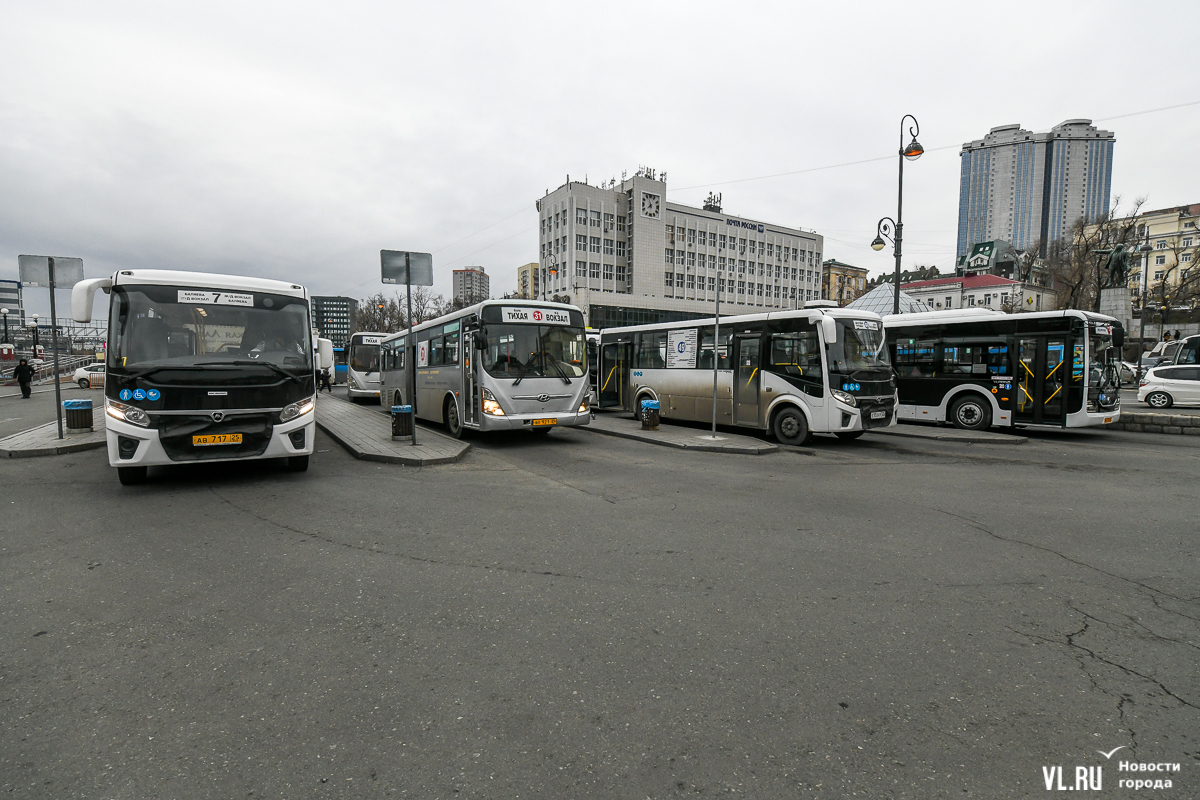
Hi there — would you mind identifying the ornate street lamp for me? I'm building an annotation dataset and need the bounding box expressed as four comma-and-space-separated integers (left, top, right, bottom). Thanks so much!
871, 115, 923, 315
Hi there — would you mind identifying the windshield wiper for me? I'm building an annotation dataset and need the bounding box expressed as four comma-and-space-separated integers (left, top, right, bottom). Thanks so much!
510, 355, 535, 386
544, 355, 573, 385
195, 360, 305, 384
123, 365, 209, 381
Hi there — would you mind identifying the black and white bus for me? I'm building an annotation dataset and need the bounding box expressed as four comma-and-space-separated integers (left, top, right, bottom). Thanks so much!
883, 309, 1123, 430
596, 303, 896, 444
71, 269, 318, 484
378, 300, 591, 437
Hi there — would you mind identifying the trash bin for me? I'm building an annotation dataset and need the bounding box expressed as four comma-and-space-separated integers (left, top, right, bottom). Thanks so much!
640, 398, 660, 430
391, 404, 413, 439
63, 399, 94, 432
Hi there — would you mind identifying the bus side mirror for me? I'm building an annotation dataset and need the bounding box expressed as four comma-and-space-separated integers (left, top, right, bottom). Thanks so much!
820, 317, 837, 343
473, 331, 487, 351
71, 277, 112, 323
1113, 327, 1125, 350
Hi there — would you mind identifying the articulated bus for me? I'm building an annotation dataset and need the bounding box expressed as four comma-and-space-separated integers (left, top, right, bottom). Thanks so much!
378, 300, 591, 438
595, 302, 896, 445
883, 309, 1123, 430
346, 331, 385, 401
71, 269, 317, 485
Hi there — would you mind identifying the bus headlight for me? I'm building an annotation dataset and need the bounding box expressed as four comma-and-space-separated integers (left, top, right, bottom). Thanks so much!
482, 387, 505, 416
106, 398, 149, 427
578, 396, 589, 413
280, 395, 316, 422
831, 389, 857, 407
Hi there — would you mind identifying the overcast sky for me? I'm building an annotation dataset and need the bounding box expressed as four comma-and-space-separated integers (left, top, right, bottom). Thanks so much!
3, 1, 1198, 318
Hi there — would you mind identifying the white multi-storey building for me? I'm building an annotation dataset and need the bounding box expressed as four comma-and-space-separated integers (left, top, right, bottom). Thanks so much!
452, 266, 489, 305
535, 169, 824, 328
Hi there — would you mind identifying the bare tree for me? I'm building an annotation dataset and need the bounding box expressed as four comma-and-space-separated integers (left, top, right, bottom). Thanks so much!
1146, 235, 1200, 339
354, 292, 408, 333
1046, 196, 1145, 312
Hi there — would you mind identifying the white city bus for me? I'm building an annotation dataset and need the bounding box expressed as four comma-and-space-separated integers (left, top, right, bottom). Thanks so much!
378, 299, 591, 437
347, 331, 385, 401
883, 308, 1123, 430
72, 270, 317, 485
595, 302, 896, 444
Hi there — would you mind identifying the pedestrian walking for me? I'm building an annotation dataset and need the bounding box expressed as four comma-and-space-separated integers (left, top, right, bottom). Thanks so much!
13, 357, 34, 399
319, 367, 332, 393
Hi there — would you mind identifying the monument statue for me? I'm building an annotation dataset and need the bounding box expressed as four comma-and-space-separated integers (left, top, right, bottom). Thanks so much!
1102, 244, 1130, 288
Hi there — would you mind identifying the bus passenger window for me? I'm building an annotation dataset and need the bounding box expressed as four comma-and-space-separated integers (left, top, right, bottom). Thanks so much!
895, 339, 935, 377
769, 332, 820, 378
429, 335, 445, 366
987, 345, 1008, 374
445, 331, 460, 365
635, 331, 666, 369
943, 345, 977, 375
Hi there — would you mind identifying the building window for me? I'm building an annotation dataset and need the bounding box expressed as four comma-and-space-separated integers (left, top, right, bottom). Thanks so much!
686, 274, 695, 289
708, 231, 717, 246
739, 238, 747, 252
617, 215, 626, 232
616, 264, 627, 281
604, 238, 614, 255
968, 296, 976, 307
576, 235, 587, 251
576, 261, 587, 277
757, 283, 763, 296
708, 276, 716, 292
738, 281, 745, 294
604, 263, 614, 280
719, 234, 727, 249
1183, 253, 1193, 262
687, 252, 696, 267
1154, 270, 1166, 280
783, 248, 789, 262
590, 236, 601, 253
945, 296, 952, 309
665, 272, 674, 288
616, 240, 626, 257
718, 256, 726, 269
748, 240, 756, 255
1155, 254, 1166, 265
738, 260, 746, 273
603, 213, 614, 231
590, 210, 601, 227
984, 294, 992, 305
766, 243, 774, 258
793, 248, 799, 261
665, 248, 674, 263
687, 229, 695, 246
1156, 240, 1168, 249
576, 209, 587, 225
697, 253, 706, 268
589, 262, 600, 279
1183, 237, 1193, 247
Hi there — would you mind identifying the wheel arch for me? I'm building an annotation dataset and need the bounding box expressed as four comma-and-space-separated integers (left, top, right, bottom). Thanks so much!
940, 385, 1001, 424
766, 397, 813, 431
441, 391, 460, 424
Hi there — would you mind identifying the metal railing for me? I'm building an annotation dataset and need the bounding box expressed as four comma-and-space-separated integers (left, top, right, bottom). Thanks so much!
1, 354, 97, 384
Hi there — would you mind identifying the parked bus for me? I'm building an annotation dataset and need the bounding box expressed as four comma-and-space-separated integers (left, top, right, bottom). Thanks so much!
71, 269, 317, 485
595, 302, 896, 445
347, 331, 385, 401
378, 300, 591, 437
883, 308, 1123, 430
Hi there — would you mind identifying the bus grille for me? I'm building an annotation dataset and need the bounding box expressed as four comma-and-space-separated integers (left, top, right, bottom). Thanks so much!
157, 413, 274, 461
859, 398, 895, 430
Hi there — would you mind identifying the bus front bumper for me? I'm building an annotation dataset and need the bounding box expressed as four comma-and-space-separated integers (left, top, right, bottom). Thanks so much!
104, 409, 316, 468
480, 410, 592, 431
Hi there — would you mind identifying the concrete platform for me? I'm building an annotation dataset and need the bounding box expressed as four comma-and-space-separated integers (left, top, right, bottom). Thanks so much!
581, 411, 779, 455
872, 422, 1026, 445
316, 394, 470, 466
0, 408, 107, 458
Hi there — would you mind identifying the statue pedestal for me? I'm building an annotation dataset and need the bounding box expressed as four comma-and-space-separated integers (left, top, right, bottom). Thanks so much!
1099, 287, 1133, 329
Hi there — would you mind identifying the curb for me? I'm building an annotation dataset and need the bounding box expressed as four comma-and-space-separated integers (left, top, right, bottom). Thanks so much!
875, 425, 1027, 445
580, 423, 778, 455
315, 417, 469, 466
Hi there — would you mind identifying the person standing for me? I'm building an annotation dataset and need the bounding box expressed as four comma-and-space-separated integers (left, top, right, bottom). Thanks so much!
13, 358, 34, 399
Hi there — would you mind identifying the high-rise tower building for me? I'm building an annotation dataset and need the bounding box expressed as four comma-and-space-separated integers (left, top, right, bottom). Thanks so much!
956, 119, 1114, 258
452, 266, 489, 305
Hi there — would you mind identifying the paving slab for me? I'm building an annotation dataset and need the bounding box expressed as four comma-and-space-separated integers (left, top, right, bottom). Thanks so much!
581, 411, 778, 455
316, 394, 469, 466
0, 408, 107, 458
872, 422, 1026, 445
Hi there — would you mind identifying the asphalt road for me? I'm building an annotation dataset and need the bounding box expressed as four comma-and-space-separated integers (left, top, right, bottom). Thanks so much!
2, 417, 1197, 798
0, 382, 96, 439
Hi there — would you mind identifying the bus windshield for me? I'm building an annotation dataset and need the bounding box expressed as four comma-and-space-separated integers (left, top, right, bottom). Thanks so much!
827, 318, 890, 377
109, 284, 312, 375
483, 324, 588, 379
349, 343, 380, 373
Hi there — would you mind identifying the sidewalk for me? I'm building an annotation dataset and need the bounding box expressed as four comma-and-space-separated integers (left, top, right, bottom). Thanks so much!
316, 394, 470, 466
581, 411, 779, 455
872, 423, 1027, 445
0, 408, 107, 458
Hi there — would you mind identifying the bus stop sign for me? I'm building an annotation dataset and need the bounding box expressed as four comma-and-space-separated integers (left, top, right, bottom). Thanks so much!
381, 251, 433, 286
18, 255, 84, 288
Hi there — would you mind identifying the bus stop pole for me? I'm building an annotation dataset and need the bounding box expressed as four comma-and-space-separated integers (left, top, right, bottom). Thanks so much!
406, 253, 417, 447
711, 279, 721, 437
48, 257, 64, 440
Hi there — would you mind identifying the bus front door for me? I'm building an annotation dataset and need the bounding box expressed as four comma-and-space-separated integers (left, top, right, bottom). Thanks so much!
599, 341, 630, 410
462, 317, 479, 426
1015, 336, 1068, 425
733, 336, 761, 426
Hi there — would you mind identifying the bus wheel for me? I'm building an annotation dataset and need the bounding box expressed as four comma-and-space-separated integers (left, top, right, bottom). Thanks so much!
773, 407, 811, 445
117, 466, 147, 485
287, 455, 310, 472
835, 431, 864, 441
950, 395, 992, 430
1145, 391, 1172, 409
445, 396, 464, 439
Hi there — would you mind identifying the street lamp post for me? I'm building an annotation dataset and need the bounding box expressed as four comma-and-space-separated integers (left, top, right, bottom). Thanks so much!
543, 255, 559, 301
1, 308, 8, 344
1136, 232, 1154, 382
871, 114, 924, 316
30, 314, 40, 353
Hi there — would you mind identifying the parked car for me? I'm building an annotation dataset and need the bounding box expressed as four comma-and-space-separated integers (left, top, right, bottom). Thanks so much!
74, 362, 106, 389
1118, 361, 1138, 385
1138, 364, 1200, 408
